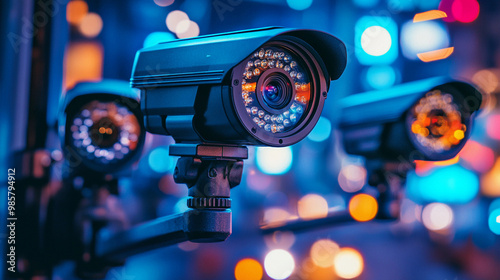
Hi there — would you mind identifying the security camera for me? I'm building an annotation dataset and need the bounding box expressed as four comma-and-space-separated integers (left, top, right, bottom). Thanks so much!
59, 80, 146, 176
339, 77, 482, 162
131, 27, 347, 146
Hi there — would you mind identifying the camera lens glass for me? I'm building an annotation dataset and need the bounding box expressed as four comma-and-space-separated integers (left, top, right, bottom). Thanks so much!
69, 100, 141, 165
408, 90, 466, 153
262, 74, 292, 110
240, 45, 312, 134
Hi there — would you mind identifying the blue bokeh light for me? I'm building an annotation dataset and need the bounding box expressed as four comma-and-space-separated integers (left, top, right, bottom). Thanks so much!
143, 32, 176, 48
287, 0, 313, 10
307, 116, 332, 142
400, 20, 450, 60
406, 165, 479, 204
148, 146, 176, 174
352, 0, 379, 8
488, 209, 500, 235
489, 198, 500, 214
365, 65, 398, 89
256, 147, 293, 175
355, 16, 398, 65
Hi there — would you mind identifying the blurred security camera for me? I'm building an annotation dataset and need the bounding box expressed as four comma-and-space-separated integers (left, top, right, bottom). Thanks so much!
339, 77, 482, 162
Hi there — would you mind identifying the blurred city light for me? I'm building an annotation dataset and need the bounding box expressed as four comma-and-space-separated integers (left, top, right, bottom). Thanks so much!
297, 194, 329, 220
488, 209, 500, 235
143, 32, 176, 48
307, 116, 332, 142
413, 10, 448, 22
333, 248, 364, 279
286, 0, 313, 10
338, 164, 367, 193
263, 208, 291, 226
154, 0, 175, 7
486, 114, 500, 140
264, 231, 296, 250
166, 10, 189, 32
407, 165, 479, 204
452, 0, 480, 23
78, 12, 103, 38
64, 42, 103, 90
422, 203, 454, 231
234, 258, 263, 280
66, 0, 88, 25
264, 249, 295, 280
399, 198, 420, 224
365, 65, 398, 89
348, 194, 378, 222
481, 158, 500, 197
355, 16, 398, 65
459, 140, 495, 172
352, 0, 379, 8
417, 47, 454, 62
401, 20, 450, 60
174, 197, 189, 213
176, 20, 200, 39
148, 146, 175, 173
472, 69, 500, 94
310, 239, 340, 268
256, 147, 293, 175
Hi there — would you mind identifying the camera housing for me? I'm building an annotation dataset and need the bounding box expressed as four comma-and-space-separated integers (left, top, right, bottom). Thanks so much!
131, 27, 346, 147
59, 80, 145, 175
339, 77, 482, 162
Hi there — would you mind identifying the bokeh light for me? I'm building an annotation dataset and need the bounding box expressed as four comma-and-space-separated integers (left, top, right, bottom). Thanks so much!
401, 20, 450, 60
298, 194, 329, 220
481, 158, 500, 197
333, 248, 364, 279
148, 146, 175, 173
234, 258, 263, 280
176, 20, 200, 39
459, 140, 495, 172
143, 32, 176, 48
348, 194, 378, 222
439, 0, 456, 22
264, 249, 295, 280
166, 10, 189, 33
472, 69, 500, 94
263, 208, 291, 226
360, 26, 392, 56
489, 198, 500, 214
66, 0, 88, 25
338, 164, 367, 193
365, 65, 397, 89
355, 16, 398, 65
488, 209, 500, 235
422, 203, 454, 231
486, 114, 500, 140
307, 117, 332, 142
352, 0, 379, 8
64, 42, 103, 90
78, 12, 103, 38
256, 147, 293, 175
264, 231, 296, 250
452, 0, 480, 23
407, 165, 479, 204
154, 0, 175, 7
310, 239, 340, 268
286, 0, 313, 10
413, 10, 448, 22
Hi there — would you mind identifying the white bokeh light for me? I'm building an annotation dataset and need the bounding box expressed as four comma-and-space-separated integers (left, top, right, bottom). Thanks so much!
264, 249, 295, 280
360, 26, 392, 56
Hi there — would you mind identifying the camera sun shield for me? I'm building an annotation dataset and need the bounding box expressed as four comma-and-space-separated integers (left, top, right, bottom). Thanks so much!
131, 27, 347, 147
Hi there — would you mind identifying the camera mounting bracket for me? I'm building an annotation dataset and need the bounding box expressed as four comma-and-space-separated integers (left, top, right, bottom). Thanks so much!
95, 144, 248, 263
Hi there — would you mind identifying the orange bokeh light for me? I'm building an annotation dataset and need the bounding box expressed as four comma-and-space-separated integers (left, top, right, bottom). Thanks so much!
66, 0, 88, 25
348, 194, 378, 222
234, 258, 263, 280
413, 10, 448, 23
64, 42, 103, 90
417, 47, 454, 62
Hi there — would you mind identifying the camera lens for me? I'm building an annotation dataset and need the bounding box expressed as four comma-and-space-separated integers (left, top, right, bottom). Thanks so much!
261, 74, 292, 110
90, 117, 120, 148
407, 90, 466, 153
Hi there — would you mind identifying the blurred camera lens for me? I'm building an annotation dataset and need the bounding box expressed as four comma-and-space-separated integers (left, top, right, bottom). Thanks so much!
69, 100, 141, 166
407, 90, 467, 153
